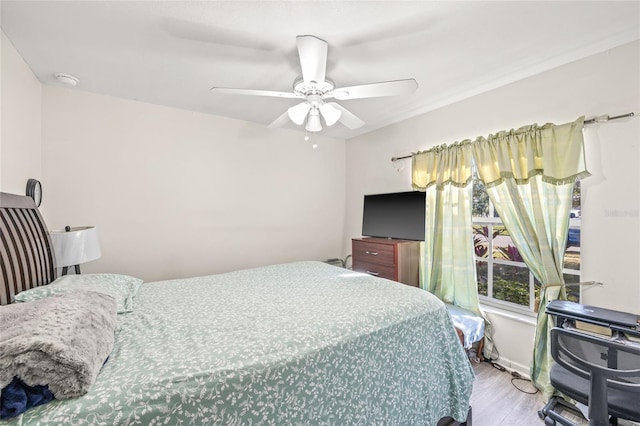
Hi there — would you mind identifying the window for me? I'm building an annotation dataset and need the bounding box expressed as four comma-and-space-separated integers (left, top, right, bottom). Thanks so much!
472, 176, 581, 313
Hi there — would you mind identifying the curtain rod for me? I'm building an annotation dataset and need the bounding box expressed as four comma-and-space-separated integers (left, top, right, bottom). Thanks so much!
390, 112, 636, 162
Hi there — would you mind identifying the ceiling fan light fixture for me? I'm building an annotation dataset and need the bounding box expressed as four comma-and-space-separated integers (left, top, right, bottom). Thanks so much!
211, 35, 416, 135
319, 103, 342, 126
306, 109, 322, 132
288, 102, 311, 125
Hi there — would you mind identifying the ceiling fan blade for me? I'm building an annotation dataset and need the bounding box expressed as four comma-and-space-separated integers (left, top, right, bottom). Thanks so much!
287, 102, 311, 125
329, 79, 418, 100
319, 103, 342, 127
267, 111, 291, 129
297, 35, 328, 84
210, 87, 301, 99
326, 102, 365, 129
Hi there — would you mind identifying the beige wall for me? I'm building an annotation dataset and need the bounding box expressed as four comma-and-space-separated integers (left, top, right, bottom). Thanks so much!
3, 23, 638, 375
41, 87, 346, 282
0, 31, 42, 195
345, 40, 640, 375
2, 26, 347, 284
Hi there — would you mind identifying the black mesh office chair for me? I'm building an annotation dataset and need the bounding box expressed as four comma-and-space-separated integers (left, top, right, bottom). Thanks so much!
539, 327, 640, 426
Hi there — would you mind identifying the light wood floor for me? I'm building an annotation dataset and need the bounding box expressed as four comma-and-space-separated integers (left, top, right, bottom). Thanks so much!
466, 361, 640, 426
469, 361, 545, 426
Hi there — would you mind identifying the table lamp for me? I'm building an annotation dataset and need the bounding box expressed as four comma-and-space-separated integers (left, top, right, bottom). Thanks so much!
50, 226, 102, 275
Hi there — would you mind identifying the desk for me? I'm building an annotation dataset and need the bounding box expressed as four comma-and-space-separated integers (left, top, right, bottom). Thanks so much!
546, 300, 640, 349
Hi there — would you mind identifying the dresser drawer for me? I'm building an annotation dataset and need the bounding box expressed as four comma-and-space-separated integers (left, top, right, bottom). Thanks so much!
351, 237, 420, 287
352, 240, 395, 266
352, 260, 396, 281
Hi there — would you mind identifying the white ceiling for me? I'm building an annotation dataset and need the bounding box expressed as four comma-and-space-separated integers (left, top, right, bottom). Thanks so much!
2, 1, 639, 139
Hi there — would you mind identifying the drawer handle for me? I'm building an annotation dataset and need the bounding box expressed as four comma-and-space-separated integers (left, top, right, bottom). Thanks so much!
365, 251, 379, 256
366, 270, 380, 276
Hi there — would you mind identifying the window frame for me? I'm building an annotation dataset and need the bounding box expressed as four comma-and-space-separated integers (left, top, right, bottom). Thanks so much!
472, 178, 581, 315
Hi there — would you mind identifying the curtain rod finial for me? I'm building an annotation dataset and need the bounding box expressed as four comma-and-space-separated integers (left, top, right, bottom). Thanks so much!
391, 158, 405, 172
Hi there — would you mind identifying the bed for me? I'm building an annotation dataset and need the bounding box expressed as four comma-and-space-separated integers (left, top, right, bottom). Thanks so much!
0, 192, 474, 425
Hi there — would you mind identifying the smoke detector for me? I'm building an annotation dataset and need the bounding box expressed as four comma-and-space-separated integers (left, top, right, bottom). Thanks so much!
54, 73, 79, 86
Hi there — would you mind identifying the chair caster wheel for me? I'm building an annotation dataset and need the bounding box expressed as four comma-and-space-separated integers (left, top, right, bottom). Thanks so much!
538, 409, 546, 420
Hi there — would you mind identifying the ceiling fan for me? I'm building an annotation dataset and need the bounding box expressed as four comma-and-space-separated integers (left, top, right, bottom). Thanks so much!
210, 35, 418, 133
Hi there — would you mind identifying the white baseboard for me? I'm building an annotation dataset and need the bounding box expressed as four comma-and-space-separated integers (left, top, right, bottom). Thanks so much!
489, 357, 531, 380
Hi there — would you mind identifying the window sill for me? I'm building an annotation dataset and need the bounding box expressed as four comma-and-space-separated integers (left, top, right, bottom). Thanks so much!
480, 304, 537, 326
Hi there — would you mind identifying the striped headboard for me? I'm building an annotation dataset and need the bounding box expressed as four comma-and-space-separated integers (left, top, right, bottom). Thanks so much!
0, 192, 56, 305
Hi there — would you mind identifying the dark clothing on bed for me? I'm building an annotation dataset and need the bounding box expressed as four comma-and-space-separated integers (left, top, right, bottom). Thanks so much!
0, 377, 54, 419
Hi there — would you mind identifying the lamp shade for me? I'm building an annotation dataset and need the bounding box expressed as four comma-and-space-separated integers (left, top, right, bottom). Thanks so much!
319, 103, 342, 126
306, 108, 322, 132
287, 102, 311, 125
50, 226, 101, 267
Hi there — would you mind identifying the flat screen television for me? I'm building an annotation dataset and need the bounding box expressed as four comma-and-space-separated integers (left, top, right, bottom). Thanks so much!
362, 191, 426, 241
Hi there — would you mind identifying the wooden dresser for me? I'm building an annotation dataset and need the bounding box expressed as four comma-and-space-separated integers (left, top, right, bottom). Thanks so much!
352, 238, 420, 287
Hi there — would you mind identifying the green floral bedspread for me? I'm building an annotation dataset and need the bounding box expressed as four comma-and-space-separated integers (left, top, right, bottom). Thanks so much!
4, 261, 474, 425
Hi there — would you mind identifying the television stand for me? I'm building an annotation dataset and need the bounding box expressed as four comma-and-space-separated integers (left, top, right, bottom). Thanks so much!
352, 237, 420, 287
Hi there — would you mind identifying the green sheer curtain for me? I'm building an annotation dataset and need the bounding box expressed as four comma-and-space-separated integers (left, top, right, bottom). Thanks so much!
412, 142, 476, 307
471, 117, 589, 400
412, 142, 494, 358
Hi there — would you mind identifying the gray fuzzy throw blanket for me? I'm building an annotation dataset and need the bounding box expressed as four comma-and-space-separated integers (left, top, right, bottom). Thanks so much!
0, 291, 117, 399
